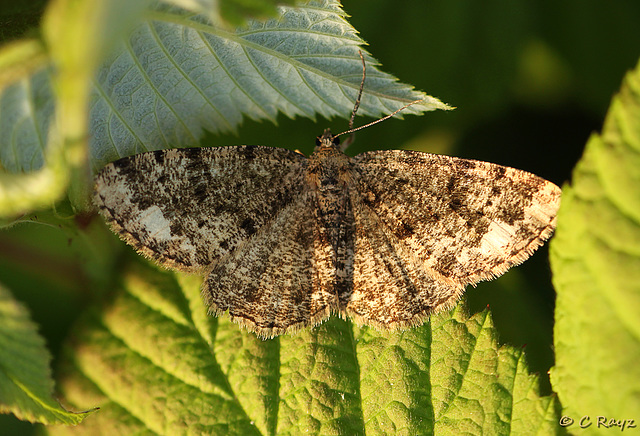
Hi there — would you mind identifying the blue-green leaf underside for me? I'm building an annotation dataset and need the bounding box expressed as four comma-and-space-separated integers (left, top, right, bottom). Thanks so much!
89, 0, 447, 170
0, 0, 448, 175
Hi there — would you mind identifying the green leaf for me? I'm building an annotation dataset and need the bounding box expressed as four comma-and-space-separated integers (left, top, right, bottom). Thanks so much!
87, 0, 448, 170
1, 0, 448, 174
0, 283, 91, 425
0, 40, 68, 218
0, 0, 448, 218
0, 0, 150, 218
47, 260, 559, 435
550, 59, 640, 425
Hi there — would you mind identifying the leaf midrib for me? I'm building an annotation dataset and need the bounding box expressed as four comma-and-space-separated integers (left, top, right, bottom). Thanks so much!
143, 9, 417, 105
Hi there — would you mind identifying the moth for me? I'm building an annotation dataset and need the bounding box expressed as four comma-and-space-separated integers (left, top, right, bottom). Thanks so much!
94, 61, 561, 339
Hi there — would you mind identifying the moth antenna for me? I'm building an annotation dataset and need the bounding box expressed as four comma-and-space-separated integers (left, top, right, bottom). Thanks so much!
339, 50, 366, 151
349, 50, 366, 131
336, 98, 426, 140
336, 50, 426, 150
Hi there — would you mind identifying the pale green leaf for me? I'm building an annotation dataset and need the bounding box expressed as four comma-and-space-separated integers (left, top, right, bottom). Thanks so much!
88, 0, 449, 171
0, 284, 91, 425
0, 41, 68, 218
0, 0, 150, 217
550, 58, 640, 430
0, 67, 54, 173
47, 260, 559, 435
0, 0, 448, 217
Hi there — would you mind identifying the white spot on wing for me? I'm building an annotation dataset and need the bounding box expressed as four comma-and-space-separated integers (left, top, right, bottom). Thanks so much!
139, 206, 172, 241
480, 221, 516, 256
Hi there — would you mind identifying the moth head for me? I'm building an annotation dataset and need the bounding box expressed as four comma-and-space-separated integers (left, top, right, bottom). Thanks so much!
315, 129, 340, 150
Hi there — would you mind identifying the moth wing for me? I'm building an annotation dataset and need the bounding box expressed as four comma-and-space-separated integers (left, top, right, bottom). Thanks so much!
343, 191, 465, 329
94, 146, 307, 272
202, 193, 339, 338
351, 150, 561, 288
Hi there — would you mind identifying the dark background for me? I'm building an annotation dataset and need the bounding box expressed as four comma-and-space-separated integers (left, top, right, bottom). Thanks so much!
1, 0, 640, 432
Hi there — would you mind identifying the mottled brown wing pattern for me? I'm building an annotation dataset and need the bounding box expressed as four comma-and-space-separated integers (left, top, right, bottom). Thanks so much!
202, 194, 340, 338
343, 190, 466, 329
94, 138, 561, 338
351, 149, 560, 290
94, 146, 308, 273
